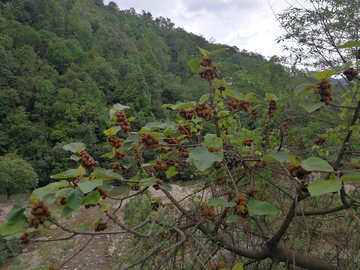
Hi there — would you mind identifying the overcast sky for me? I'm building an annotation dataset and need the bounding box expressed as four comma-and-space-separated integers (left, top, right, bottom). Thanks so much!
103, 0, 301, 58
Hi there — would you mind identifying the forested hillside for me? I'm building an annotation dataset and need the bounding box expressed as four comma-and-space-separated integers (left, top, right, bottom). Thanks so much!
0, 0, 299, 187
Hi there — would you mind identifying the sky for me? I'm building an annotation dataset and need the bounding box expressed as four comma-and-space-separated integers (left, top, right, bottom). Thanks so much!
103, 0, 301, 58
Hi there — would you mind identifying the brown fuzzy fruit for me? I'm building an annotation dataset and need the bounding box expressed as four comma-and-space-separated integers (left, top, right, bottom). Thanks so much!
211, 264, 218, 270
24, 232, 29, 237
20, 235, 26, 240
233, 197, 240, 204
218, 261, 226, 269
203, 208, 210, 216
35, 208, 43, 215
209, 210, 216, 217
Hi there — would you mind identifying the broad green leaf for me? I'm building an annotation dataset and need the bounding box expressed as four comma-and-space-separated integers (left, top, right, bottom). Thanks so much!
288, 156, 297, 165
122, 135, 141, 150
78, 178, 103, 194
316, 70, 335, 79
93, 218, 103, 227
32, 180, 69, 200
99, 181, 112, 191
103, 126, 121, 135
335, 41, 360, 49
165, 166, 178, 179
262, 152, 292, 163
51, 169, 78, 179
208, 48, 228, 56
76, 165, 85, 176
171, 102, 196, 110
60, 205, 73, 219
312, 94, 321, 103
199, 94, 210, 103
340, 172, 360, 182
104, 107, 117, 124
6, 201, 27, 220
102, 152, 114, 159
188, 58, 201, 72
247, 200, 279, 216
265, 93, 276, 100
160, 184, 173, 191
1, 215, 27, 235
113, 103, 130, 110
208, 198, 236, 207
232, 263, 244, 270
199, 47, 209, 56
139, 178, 157, 186
63, 143, 86, 153
308, 178, 341, 196
295, 83, 317, 95
99, 203, 109, 211
82, 190, 100, 205
299, 101, 325, 113
77, 223, 92, 232
188, 147, 222, 171
91, 168, 122, 180
225, 89, 236, 95
229, 93, 245, 100
4, 232, 23, 240
226, 215, 241, 223
64, 188, 84, 210
142, 122, 175, 131
70, 154, 80, 161
204, 134, 223, 148
248, 96, 259, 103
245, 93, 253, 100
301, 157, 333, 172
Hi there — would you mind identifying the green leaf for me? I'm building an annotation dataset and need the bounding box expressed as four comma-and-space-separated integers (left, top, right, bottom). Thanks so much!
93, 218, 103, 227
226, 215, 241, 223
122, 135, 141, 150
316, 70, 335, 79
171, 102, 196, 110
51, 169, 78, 179
308, 178, 341, 196
139, 178, 157, 186
199, 47, 209, 56
113, 103, 130, 110
295, 83, 318, 95
248, 96, 259, 103
208, 48, 228, 56
76, 165, 85, 176
232, 263, 244, 270
60, 205, 73, 219
142, 122, 175, 131
70, 154, 80, 161
103, 126, 121, 135
99, 181, 112, 191
91, 168, 122, 180
312, 94, 321, 102
166, 166, 178, 179
199, 94, 210, 103
77, 223, 92, 232
64, 188, 84, 210
247, 200, 279, 216
335, 41, 360, 49
262, 152, 292, 163
63, 143, 86, 153
78, 178, 103, 194
288, 156, 297, 165
225, 89, 236, 95
6, 201, 27, 220
204, 134, 223, 148
188, 58, 201, 72
82, 190, 100, 205
188, 147, 223, 171
340, 172, 360, 182
102, 152, 114, 159
301, 157, 333, 172
265, 93, 277, 100
99, 203, 109, 211
229, 93, 245, 100
160, 184, 173, 191
208, 198, 236, 207
299, 101, 325, 113
32, 180, 70, 200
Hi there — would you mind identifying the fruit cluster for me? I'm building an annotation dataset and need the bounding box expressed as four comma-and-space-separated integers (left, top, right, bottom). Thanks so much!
352, 163, 360, 170
131, 184, 140, 191
218, 85, 226, 92
343, 67, 358, 81
178, 124, 191, 138
163, 158, 180, 166
247, 188, 258, 197
251, 109, 259, 118
160, 147, 169, 154
207, 147, 221, 154
213, 161, 222, 170
211, 261, 226, 270
59, 197, 67, 205
227, 99, 251, 112
198, 57, 219, 81
180, 151, 189, 158
95, 187, 107, 199
19, 231, 30, 244
242, 138, 254, 147
133, 147, 144, 164
84, 202, 100, 209
125, 166, 131, 173
140, 134, 159, 149
314, 137, 326, 146
107, 135, 122, 148
111, 162, 121, 172
29, 201, 51, 229
114, 111, 130, 133
233, 194, 248, 218
153, 160, 167, 172
314, 79, 333, 105
94, 222, 108, 232
175, 164, 182, 172
202, 207, 216, 217
195, 103, 213, 120
179, 108, 195, 120
216, 176, 225, 185
79, 151, 99, 172
151, 200, 165, 211
153, 178, 164, 190
267, 100, 277, 117
114, 150, 125, 160
288, 164, 312, 179
164, 135, 181, 145
298, 137, 306, 148
284, 117, 292, 125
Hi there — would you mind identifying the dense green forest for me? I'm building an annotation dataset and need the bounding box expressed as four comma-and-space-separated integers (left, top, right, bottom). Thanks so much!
0, 0, 303, 189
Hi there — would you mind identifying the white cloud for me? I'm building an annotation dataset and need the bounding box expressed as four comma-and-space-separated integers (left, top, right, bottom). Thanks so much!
104, 0, 296, 58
